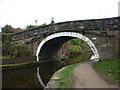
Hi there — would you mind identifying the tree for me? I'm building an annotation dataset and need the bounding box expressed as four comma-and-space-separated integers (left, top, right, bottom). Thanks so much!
2, 33, 12, 56
2, 25, 14, 33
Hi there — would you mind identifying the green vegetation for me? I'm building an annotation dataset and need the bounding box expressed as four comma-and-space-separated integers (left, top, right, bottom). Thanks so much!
2, 32, 30, 57
2, 25, 14, 33
93, 60, 119, 84
59, 38, 92, 60
0, 56, 10, 59
26, 25, 37, 30
1, 24, 47, 58
2, 25, 30, 58
67, 38, 91, 54
58, 64, 76, 88
2, 43, 30, 58
69, 45, 82, 54
66, 39, 82, 54
11, 44, 30, 57
26, 23, 46, 30
0, 62, 34, 68
69, 39, 82, 45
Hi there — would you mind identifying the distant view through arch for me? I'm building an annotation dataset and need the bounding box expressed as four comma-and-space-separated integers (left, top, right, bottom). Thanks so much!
36, 32, 99, 62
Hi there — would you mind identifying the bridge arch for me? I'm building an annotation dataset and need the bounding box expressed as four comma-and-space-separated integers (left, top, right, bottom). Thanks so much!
36, 32, 99, 62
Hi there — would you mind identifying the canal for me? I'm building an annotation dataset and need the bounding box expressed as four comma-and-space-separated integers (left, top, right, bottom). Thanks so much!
2, 53, 91, 88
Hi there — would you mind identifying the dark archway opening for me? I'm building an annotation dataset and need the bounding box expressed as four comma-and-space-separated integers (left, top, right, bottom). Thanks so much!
38, 36, 92, 61
39, 36, 74, 60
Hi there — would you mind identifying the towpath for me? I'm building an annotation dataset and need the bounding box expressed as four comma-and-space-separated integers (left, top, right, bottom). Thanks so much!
72, 61, 118, 88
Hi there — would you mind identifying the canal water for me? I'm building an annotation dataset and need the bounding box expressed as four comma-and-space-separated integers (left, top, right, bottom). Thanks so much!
2, 53, 91, 88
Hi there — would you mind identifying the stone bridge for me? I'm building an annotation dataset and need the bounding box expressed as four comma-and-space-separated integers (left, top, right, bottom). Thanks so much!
11, 17, 120, 61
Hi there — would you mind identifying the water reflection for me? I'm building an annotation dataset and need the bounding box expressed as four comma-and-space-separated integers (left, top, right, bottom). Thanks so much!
37, 61, 61, 87
2, 53, 91, 88
2, 67, 42, 88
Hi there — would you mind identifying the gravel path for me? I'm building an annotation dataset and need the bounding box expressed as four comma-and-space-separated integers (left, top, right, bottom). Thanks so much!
72, 61, 118, 88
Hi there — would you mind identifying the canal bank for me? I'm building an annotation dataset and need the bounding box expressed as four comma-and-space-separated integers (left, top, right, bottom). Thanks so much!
45, 63, 77, 88
1, 56, 36, 68
45, 60, 119, 89
1, 56, 60, 69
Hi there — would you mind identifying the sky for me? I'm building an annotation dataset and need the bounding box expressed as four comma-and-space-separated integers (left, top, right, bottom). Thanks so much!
0, 0, 119, 29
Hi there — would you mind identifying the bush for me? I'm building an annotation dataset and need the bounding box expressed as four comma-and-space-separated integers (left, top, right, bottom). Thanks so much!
69, 45, 82, 54
2, 25, 14, 33
11, 44, 30, 57
2, 43, 30, 58
69, 39, 82, 45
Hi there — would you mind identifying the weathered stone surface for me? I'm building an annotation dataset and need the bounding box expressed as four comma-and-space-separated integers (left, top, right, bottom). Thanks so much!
11, 17, 119, 42
11, 17, 120, 60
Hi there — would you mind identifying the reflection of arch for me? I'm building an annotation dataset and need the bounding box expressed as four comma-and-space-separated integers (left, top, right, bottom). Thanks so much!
36, 32, 99, 62
37, 68, 45, 87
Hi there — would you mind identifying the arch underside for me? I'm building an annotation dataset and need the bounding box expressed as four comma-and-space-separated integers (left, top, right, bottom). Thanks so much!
39, 36, 74, 60
36, 32, 99, 62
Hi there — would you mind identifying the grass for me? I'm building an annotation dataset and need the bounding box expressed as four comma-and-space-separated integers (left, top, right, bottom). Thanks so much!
58, 64, 77, 88
0, 62, 36, 68
0, 56, 10, 59
93, 59, 119, 84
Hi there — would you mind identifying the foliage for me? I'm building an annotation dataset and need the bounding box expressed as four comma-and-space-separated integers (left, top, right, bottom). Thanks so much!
12, 49, 18, 57
2, 25, 14, 56
69, 39, 82, 45
26, 23, 46, 30
2, 25, 30, 57
8, 44, 30, 57
2, 34, 30, 57
58, 64, 76, 88
93, 60, 119, 84
66, 39, 91, 54
12, 44, 30, 57
26, 25, 37, 30
69, 45, 82, 54
2, 33, 12, 56
2, 25, 14, 33
2, 33, 11, 44
66, 39, 82, 54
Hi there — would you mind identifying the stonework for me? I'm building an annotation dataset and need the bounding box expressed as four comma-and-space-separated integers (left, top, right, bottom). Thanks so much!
11, 17, 120, 60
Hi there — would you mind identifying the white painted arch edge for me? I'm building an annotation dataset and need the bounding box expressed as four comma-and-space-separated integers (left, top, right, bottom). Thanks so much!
36, 32, 99, 62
